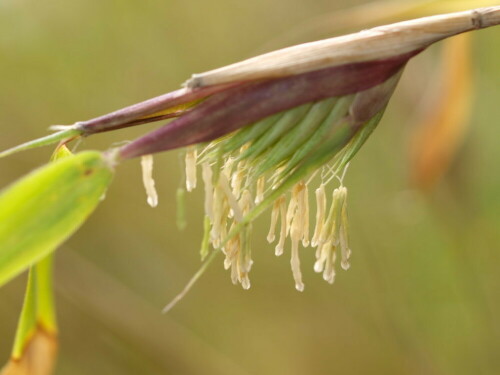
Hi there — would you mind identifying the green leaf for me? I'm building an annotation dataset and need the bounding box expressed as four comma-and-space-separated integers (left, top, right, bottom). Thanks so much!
0, 151, 114, 288
3, 145, 72, 373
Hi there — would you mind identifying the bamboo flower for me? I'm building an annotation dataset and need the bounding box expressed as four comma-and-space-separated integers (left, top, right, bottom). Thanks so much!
1, 7, 499, 293
117, 7, 498, 292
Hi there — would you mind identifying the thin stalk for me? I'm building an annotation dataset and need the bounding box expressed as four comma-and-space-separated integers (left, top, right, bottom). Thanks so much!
162, 249, 219, 313
0, 128, 80, 159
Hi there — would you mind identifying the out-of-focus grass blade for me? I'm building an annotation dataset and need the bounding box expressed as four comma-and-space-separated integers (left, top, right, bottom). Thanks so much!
409, 33, 472, 190
0, 151, 114, 288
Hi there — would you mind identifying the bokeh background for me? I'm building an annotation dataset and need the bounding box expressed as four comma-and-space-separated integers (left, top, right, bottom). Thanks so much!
1, 0, 499, 374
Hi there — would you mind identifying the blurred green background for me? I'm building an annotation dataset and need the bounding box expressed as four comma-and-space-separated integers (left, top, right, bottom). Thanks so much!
1, 1, 499, 374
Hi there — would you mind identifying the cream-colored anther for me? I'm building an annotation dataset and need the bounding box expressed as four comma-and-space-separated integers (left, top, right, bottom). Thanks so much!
231, 162, 245, 199
255, 176, 265, 204
339, 197, 351, 270
291, 239, 304, 292
300, 183, 310, 247
240, 189, 253, 215
319, 191, 336, 245
323, 248, 336, 284
219, 173, 243, 222
275, 196, 287, 256
330, 186, 347, 245
314, 243, 329, 273
267, 199, 281, 243
185, 148, 197, 192
241, 275, 251, 290
311, 184, 326, 247
140, 154, 158, 207
211, 184, 228, 247
286, 183, 303, 236
201, 163, 214, 220
289, 183, 306, 292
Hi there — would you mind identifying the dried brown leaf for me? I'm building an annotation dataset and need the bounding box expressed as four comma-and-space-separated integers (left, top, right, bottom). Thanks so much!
409, 33, 473, 190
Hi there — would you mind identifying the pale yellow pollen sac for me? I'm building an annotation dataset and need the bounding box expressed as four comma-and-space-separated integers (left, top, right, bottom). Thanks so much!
231, 162, 245, 199
267, 199, 281, 243
286, 183, 303, 236
241, 275, 251, 290
224, 234, 238, 270
288, 182, 307, 292
140, 154, 158, 207
210, 186, 222, 244
285, 196, 297, 237
239, 192, 254, 271
291, 236, 305, 292
323, 246, 336, 284
230, 256, 239, 284
219, 189, 254, 290
232, 242, 251, 288
300, 183, 310, 247
313, 242, 336, 284
239, 227, 253, 289
311, 184, 326, 247
275, 195, 287, 256
255, 176, 266, 204
339, 196, 351, 271
328, 186, 346, 246
320, 186, 345, 245
318, 194, 336, 245
223, 156, 235, 174
222, 159, 236, 220
231, 248, 249, 287
311, 184, 351, 284
314, 243, 329, 273
185, 147, 197, 192
219, 173, 243, 222
222, 156, 235, 188
314, 242, 322, 261
230, 146, 249, 196
219, 223, 228, 251
290, 188, 305, 244
242, 251, 254, 274
210, 184, 229, 248
201, 162, 214, 220
239, 189, 253, 215
224, 257, 232, 271
331, 186, 347, 240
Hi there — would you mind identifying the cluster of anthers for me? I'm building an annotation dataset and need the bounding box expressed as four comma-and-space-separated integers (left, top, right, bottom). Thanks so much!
175, 97, 359, 291
129, 8, 500, 296
181, 154, 351, 292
